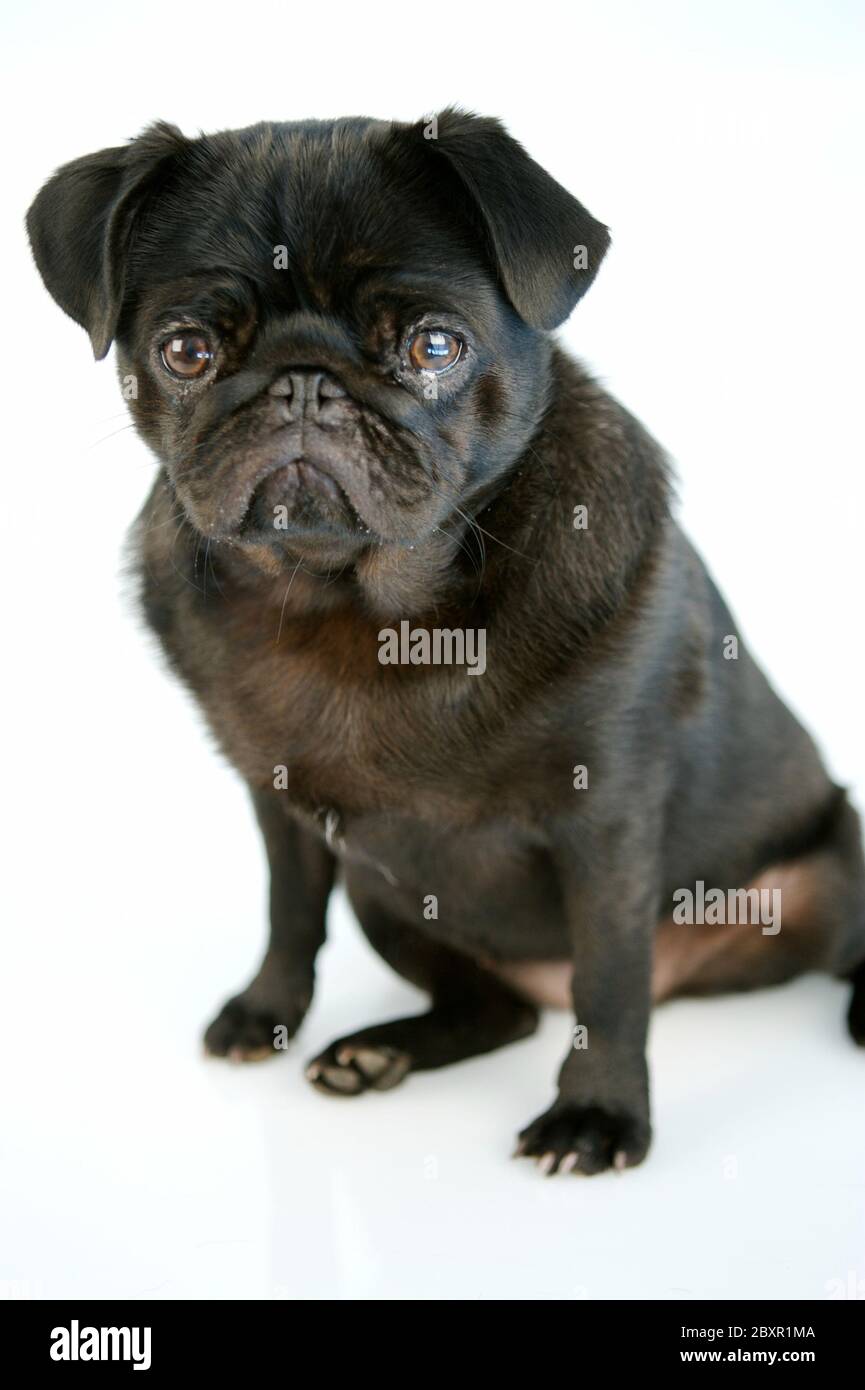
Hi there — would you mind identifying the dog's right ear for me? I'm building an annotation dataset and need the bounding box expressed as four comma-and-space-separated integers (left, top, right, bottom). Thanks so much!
26, 122, 188, 360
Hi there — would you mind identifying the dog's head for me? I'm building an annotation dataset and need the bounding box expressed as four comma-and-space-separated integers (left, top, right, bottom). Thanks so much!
27, 111, 608, 561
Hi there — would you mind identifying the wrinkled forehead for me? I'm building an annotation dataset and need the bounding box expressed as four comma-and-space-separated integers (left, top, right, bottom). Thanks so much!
127, 120, 498, 322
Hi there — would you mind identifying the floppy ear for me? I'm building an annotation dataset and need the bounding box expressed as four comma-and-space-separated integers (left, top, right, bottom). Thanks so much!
415, 108, 609, 331
26, 122, 187, 359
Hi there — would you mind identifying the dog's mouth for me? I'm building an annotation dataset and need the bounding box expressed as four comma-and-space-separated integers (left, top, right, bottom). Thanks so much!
239, 456, 366, 540
188, 417, 375, 544
177, 412, 442, 551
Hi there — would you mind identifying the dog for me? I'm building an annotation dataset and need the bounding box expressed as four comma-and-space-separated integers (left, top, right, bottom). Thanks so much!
27, 110, 865, 1175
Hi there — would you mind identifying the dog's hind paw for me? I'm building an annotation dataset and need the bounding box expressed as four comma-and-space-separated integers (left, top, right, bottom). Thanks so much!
305, 1041, 411, 1096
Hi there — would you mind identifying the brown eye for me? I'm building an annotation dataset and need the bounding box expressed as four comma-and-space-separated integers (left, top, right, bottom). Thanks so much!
160, 331, 214, 379
407, 329, 462, 373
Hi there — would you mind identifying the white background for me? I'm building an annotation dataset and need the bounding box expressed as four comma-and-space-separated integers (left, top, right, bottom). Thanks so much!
1, 0, 863, 1300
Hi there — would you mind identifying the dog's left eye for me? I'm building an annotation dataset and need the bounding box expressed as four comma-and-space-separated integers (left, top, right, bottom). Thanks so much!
160, 331, 214, 379
407, 330, 462, 373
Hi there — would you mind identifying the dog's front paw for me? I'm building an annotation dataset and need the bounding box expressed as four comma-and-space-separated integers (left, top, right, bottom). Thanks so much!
203, 988, 309, 1062
305, 1040, 411, 1096
516, 1101, 651, 1176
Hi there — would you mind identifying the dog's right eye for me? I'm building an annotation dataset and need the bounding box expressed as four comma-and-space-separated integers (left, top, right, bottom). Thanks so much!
160, 331, 214, 379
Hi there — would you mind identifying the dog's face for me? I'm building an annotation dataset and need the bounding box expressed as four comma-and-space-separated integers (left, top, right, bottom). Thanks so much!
28, 112, 608, 561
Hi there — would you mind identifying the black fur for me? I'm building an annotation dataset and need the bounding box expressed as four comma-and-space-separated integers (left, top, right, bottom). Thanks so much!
27, 111, 865, 1175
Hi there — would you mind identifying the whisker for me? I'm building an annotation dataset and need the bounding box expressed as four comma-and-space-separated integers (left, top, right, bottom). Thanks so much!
88, 423, 137, 449
275, 555, 306, 644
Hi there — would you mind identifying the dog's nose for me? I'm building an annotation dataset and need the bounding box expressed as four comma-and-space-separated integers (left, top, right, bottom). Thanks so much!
268, 369, 348, 420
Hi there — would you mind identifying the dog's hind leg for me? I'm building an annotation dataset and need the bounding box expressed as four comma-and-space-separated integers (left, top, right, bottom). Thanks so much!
652, 792, 865, 1042
305, 902, 538, 1096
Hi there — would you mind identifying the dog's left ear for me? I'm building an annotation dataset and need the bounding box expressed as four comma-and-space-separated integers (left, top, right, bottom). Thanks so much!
411, 108, 609, 331
26, 122, 188, 359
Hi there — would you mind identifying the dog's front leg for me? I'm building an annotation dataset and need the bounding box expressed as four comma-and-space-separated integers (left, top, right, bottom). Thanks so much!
204, 787, 336, 1060
517, 815, 658, 1175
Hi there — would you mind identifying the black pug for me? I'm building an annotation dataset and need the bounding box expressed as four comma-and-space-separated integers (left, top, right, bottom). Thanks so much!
27, 110, 865, 1175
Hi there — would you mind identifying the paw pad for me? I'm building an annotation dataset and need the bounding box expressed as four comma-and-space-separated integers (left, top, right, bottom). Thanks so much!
306, 1043, 411, 1096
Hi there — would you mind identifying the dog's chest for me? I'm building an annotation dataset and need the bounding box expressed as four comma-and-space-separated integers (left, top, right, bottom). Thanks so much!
184, 593, 492, 818
192, 613, 569, 944
157, 572, 585, 863
149, 569, 582, 955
